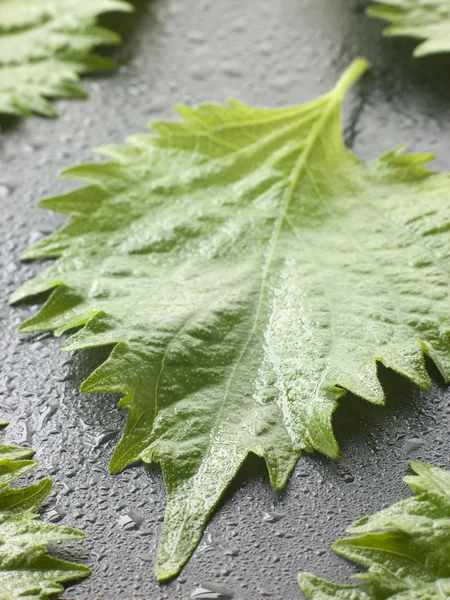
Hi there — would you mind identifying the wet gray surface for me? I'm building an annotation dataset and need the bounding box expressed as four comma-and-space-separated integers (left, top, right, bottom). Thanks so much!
1, 0, 450, 598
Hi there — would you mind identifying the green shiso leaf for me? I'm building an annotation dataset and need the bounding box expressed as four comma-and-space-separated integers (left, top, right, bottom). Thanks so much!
0, 0, 133, 119
298, 462, 450, 599
368, 0, 450, 57
0, 427, 90, 598
11, 58, 450, 579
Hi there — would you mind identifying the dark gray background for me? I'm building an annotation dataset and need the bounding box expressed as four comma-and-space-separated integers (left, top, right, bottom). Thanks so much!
1, 1, 450, 599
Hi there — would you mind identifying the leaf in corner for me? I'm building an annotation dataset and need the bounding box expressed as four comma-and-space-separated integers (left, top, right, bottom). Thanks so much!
0, 0, 133, 120
367, 0, 450, 57
298, 462, 450, 599
0, 427, 90, 598
11, 58, 450, 580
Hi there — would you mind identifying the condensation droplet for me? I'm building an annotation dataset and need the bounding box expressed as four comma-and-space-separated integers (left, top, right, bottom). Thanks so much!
191, 583, 234, 599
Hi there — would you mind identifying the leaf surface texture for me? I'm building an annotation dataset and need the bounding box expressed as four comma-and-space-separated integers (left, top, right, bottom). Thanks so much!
0, 429, 89, 598
368, 0, 450, 56
0, 0, 132, 119
298, 462, 450, 599
11, 58, 450, 580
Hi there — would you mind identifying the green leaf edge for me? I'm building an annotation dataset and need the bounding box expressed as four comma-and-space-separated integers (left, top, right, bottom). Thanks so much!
0, 0, 134, 120
298, 461, 450, 599
366, 2, 449, 57
0, 425, 90, 598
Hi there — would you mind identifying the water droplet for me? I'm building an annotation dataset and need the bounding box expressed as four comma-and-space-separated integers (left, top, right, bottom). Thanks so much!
46, 506, 67, 523
198, 532, 214, 553
296, 471, 309, 478
17, 418, 34, 446
117, 515, 135, 530
338, 468, 354, 483
117, 509, 145, 531
405, 438, 427, 454
220, 568, 232, 577
0, 184, 12, 198
188, 31, 205, 44
139, 553, 153, 563
221, 63, 242, 78
223, 547, 239, 557
263, 511, 285, 523
37, 399, 59, 428
191, 583, 234, 599
87, 429, 119, 450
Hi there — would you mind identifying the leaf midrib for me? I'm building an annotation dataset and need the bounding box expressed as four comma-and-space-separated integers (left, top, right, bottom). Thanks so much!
158, 75, 361, 567
210, 87, 345, 443
155, 66, 368, 481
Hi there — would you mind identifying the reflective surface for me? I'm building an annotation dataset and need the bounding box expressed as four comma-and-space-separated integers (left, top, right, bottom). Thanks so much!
1, 1, 450, 598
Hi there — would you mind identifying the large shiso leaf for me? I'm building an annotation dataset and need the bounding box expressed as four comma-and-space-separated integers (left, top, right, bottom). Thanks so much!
12, 58, 450, 579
